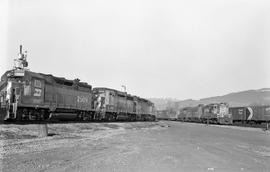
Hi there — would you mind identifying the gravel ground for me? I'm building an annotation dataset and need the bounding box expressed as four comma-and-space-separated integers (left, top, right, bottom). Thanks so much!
0, 121, 270, 172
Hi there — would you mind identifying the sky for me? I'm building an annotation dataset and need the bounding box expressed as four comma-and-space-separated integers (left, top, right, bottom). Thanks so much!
0, 0, 270, 100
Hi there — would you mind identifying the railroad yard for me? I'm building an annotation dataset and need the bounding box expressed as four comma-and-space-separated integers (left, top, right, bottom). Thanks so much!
1, 121, 270, 172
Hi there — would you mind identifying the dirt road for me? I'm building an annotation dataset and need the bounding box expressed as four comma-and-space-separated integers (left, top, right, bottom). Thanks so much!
1, 121, 270, 172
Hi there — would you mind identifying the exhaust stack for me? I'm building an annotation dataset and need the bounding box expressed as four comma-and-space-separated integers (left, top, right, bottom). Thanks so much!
14, 45, 28, 69
20, 45, 22, 54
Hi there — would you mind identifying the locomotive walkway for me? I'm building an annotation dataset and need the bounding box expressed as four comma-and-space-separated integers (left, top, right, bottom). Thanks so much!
1, 121, 270, 172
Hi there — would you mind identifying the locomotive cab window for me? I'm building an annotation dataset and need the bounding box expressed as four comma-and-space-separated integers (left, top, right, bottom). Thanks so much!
34, 79, 42, 88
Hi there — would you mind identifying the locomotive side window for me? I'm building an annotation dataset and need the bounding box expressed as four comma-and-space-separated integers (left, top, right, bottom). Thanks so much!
34, 79, 42, 88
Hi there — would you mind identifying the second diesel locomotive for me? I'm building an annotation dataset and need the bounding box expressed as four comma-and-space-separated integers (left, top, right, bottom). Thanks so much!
93, 87, 155, 121
177, 103, 233, 124
0, 46, 156, 122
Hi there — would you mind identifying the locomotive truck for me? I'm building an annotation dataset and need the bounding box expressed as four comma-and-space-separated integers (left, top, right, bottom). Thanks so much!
0, 46, 156, 122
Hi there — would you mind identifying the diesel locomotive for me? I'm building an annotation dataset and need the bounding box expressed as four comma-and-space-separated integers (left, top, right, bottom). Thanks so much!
177, 103, 233, 125
93, 87, 155, 121
0, 46, 156, 122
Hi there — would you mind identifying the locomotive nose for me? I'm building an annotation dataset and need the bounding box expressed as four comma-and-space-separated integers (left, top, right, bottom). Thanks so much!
3, 81, 21, 120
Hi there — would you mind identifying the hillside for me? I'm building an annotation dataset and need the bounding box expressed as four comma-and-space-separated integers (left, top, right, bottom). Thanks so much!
149, 88, 270, 110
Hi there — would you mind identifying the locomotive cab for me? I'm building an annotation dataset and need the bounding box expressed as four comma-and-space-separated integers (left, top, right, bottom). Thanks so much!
217, 103, 232, 125
92, 88, 113, 120
0, 45, 29, 121
0, 71, 24, 120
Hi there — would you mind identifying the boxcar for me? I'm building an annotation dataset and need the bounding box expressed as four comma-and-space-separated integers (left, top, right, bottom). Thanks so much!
249, 106, 270, 123
229, 107, 250, 123
230, 106, 270, 124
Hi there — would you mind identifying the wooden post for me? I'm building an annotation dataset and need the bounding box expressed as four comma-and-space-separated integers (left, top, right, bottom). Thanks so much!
266, 122, 269, 131
38, 123, 48, 137
207, 117, 209, 126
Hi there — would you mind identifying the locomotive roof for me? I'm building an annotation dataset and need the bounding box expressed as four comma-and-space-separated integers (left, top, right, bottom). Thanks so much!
93, 87, 132, 96
205, 102, 228, 106
93, 87, 154, 105
31, 71, 92, 88
1, 69, 92, 89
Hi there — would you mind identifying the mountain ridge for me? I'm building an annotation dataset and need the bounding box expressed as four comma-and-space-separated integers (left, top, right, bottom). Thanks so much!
149, 88, 270, 110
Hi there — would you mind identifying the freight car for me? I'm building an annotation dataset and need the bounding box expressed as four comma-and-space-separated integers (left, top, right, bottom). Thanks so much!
0, 46, 156, 122
178, 103, 232, 124
229, 106, 270, 124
